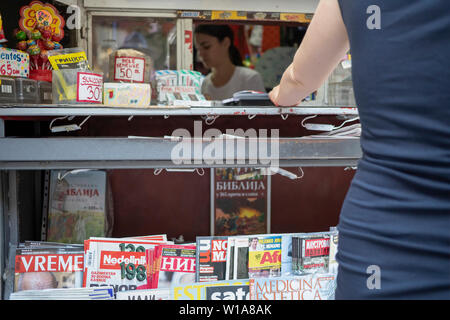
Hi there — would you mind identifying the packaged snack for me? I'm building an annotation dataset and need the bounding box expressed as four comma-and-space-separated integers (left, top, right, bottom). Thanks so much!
109, 48, 153, 83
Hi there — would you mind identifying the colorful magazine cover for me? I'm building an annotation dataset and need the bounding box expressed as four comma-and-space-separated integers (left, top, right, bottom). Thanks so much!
293, 233, 331, 274
248, 235, 282, 278
171, 279, 251, 300
212, 168, 269, 236
150, 244, 196, 289
249, 273, 337, 300
14, 245, 84, 292
196, 236, 228, 282
83, 237, 169, 294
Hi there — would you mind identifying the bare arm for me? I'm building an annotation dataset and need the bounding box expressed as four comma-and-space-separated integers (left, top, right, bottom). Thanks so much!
269, 0, 350, 106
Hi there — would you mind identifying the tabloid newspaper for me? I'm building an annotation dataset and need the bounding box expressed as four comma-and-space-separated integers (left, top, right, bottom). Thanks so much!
47, 170, 108, 244
196, 236, 228, 282
14, 244, 84, 292
292, 232, 331, 274
149, 244, 196, 289
249, 273, 337, 300
116, 288, 170, 300
171, 279, 250, 300
83, 236, 170, 294
248, 235, 282, 278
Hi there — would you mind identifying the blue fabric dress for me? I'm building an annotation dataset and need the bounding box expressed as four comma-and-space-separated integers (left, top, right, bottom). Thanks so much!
336, 0, 450, 299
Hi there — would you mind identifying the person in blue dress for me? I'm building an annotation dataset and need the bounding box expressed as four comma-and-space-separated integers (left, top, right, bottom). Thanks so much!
269, 0, 450, 299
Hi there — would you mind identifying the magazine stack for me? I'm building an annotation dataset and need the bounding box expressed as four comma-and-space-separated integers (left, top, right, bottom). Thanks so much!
10, 228, 339, 300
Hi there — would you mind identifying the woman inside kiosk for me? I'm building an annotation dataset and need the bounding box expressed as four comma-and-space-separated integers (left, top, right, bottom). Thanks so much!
194, 24, 266, 101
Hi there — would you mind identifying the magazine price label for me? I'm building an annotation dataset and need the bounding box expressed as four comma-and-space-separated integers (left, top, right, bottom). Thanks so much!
76, 72, 103, 103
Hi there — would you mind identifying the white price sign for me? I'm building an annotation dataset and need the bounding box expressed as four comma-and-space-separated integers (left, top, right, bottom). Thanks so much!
76, 72, 103, 103
114, 56, 145, 83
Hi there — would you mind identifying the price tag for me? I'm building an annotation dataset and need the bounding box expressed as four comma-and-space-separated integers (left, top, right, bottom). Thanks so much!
76, 72, 103, 103
114, 56, 145, 83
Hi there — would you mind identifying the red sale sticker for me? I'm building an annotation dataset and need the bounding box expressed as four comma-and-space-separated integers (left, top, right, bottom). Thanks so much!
114, 56, 145, 83
76, 72, 103, 103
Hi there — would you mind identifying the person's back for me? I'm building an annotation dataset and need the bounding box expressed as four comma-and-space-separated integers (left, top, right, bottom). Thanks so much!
336, 0, 450, 299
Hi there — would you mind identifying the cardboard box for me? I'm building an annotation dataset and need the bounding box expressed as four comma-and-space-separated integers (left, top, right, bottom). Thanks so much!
103, 82, 151, 107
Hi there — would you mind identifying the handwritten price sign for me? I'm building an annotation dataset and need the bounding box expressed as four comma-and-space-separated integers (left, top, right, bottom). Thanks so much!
114, 57, 145, 83
76, 72, 103, 103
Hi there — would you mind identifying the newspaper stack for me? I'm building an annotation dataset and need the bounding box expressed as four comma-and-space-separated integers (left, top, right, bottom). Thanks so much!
9, 287, 114, 300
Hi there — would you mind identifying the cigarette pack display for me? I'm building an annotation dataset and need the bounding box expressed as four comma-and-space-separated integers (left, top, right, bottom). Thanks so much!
37, 80, 52, 103
0, 77, 16, 103
15, 78, 38, 104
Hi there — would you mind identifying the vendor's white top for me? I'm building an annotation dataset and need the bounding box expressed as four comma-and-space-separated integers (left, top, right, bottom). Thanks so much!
201, 66, 266, 101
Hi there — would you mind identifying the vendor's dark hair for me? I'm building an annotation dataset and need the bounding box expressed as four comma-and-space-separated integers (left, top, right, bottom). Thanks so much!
194, 24, 243, 66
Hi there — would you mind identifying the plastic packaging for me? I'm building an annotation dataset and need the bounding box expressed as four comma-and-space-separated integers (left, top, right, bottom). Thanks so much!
0, 77, 16, 103
37, 80, 52, 103
15, 78, 38, 104
52, 69, 103, 104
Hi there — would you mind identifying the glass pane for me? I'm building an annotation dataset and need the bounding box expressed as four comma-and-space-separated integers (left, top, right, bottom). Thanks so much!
91, 16, 177, 80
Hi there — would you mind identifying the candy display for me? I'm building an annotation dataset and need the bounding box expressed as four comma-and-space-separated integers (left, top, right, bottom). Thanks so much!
11, 1, 67, 82
19, 1, 65, 42
0, 13, 7, 44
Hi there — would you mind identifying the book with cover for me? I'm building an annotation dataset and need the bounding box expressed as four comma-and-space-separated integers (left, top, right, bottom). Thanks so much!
151, 244, 196, 289
171, 279, 250, 300
14, 245, 84, 292
249, 274, 337, 300
46, 170, 109, 244
293, 233, 331, 274
211, 168, 270, 236
196, 236, 228, 282
116, 288, 170, 300
248, 235, 282, 278
83, 237, 169, 294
